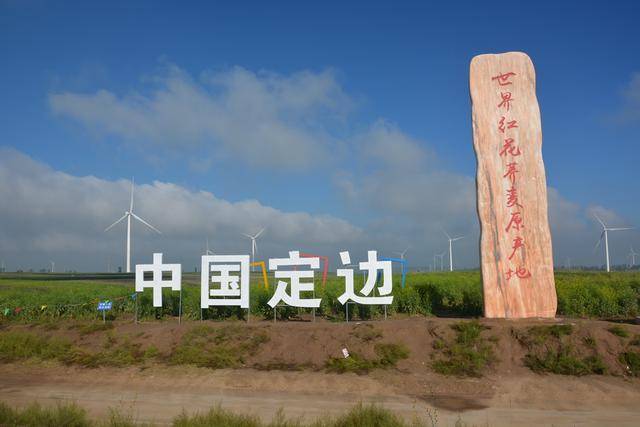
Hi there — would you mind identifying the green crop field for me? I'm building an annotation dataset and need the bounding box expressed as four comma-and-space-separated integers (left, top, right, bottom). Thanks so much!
1, 271, 639, 322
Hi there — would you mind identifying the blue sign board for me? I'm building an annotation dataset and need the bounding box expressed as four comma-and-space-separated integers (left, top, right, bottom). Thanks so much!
97, 301, 112, 311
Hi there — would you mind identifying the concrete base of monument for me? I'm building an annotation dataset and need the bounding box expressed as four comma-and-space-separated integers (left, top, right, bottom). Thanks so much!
1, 317, 640, 426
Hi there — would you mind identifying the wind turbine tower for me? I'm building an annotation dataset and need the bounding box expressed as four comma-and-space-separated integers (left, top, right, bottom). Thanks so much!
105, 178, 161, 273
205, 237, 214, 255
594, 214, 634, 273
629, 246, 639, 268
442, 229, 465, 272
243, 228, 265, 271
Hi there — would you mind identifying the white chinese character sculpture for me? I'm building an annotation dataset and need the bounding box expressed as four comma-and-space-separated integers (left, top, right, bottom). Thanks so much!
268, 250, 320, 308
135, 253, 181, 307
338, 250, 393, 305
201, 255, 250, 309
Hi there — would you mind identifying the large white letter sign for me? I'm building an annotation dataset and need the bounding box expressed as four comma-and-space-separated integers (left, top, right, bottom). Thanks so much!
201, 255, 250, 309
268, 251, 320, 308
338, 250, 393, 305
135, 253, 181, 307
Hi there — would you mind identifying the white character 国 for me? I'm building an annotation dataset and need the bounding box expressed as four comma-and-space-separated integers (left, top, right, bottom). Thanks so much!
135, 253, 181, 307
268, 251, 320, 308
337, 250, 393, 305
201, 255, 250, 309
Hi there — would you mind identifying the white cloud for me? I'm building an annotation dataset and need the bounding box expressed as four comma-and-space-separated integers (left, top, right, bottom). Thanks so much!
0, 148, 362, 271
49, 65, 353, 170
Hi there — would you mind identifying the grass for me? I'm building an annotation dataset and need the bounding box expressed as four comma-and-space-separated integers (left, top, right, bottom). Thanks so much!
0, 331, 73, 362
351, 324, 383, 342
0, 401, 427, 427
431, 321, 496, 377
4, 271, 640, 322
170, 324, 269, 369
517, 324, 607, 376
0, 330, 157, 368
619, 351, 640, 376
608, 325, 630, 338
325, 343, 410, 374
524, 347, 607, 376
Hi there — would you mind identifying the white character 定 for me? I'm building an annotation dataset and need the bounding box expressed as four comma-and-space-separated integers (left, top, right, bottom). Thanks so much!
268, 251, 320, 308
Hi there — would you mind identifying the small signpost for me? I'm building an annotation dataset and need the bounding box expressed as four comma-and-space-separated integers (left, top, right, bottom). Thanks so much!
97, 300, 112, 323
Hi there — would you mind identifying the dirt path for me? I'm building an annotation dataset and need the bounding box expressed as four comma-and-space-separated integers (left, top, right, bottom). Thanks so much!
2, 363, 640, 426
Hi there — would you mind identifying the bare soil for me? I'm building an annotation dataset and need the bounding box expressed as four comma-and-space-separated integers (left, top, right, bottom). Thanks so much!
2, 317, 640, 426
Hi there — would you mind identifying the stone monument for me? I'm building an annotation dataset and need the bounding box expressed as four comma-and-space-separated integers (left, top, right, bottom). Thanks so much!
470, 51, 557, 318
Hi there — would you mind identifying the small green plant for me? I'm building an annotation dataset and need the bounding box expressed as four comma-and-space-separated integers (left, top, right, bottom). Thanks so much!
0, 401, 93, 427
325, 343, 410, 374
619, 351, 640, 376
351, 324, 382, 342
583, 335, 596, 348
518, 324, 607, 376
431, 321, 496, 377
0, 332, 73, 362
608, 325, 629, 338
524, 347, 606, 376
170, 324, 269, 369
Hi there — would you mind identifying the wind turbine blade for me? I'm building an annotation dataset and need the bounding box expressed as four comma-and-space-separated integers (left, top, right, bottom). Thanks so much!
608, 227, 634, 232
254, 228, 265, 239
452, 236, 465, 242
593, 231, 605, 252
242, 233, 253, 239
130, 177, 135, 212
253, 239, 258, 254
441, 228, 451, 239
131, 213, 161, 234
104, 214, 128, 232
593, 213, 606, 229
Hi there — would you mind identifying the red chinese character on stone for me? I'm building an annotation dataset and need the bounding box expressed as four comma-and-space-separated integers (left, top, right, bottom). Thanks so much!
503, 162, 518, 185
492, 72, 516, 86
505, 211, 524, 233
506, 186, 523, 209
499, 138, 521, 157
505, 266, 532, 281
498, 116, 519, 133
508, 236, 525, 261
498, 92, 513, 111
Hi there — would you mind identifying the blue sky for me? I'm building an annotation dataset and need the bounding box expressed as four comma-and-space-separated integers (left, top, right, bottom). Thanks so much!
1, 1, 639, 271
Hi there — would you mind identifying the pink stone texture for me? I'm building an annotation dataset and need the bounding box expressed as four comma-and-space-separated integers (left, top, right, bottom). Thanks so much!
470, 52, 557, 318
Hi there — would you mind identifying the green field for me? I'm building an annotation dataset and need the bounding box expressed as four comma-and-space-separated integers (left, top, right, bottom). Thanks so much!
1, 271, 639, 322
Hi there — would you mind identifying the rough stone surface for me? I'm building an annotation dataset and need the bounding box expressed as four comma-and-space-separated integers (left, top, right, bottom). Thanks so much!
470, 52, 557, 318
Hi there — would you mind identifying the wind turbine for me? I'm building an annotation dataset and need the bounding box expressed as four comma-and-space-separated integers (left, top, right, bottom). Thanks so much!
243, 228, 265, 271
435, 252, 446, 271
628, 246, 639, 268
49, 261, 55, 273
105, 178, 161, 273
394, 247, 409, 260
594, 214, 634, 272
205, 237, 214, 255
442, 229, 465, 272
